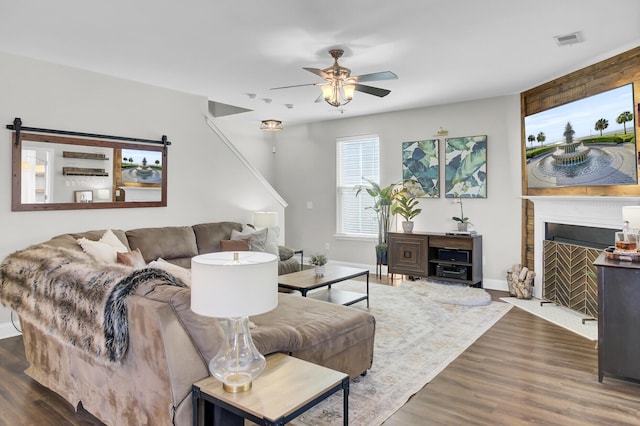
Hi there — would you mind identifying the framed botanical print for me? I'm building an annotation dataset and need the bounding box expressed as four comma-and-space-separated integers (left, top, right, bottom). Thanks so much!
444, 135, 487, 198
402, 139, 440, 197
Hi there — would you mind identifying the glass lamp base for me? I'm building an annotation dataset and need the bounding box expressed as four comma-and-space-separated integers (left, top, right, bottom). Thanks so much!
222, 374, 253, 393
209, 316, 266, 393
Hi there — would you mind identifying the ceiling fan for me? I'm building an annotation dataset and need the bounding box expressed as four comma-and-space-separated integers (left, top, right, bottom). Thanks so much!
271, 49, 398, 107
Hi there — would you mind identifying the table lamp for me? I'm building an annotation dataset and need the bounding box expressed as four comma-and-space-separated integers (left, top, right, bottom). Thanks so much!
253, 211, 279, 229
191, 251, 278, 392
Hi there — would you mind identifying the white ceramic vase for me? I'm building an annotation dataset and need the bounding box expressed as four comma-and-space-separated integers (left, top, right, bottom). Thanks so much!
402, 221, 414, 233
315, 265, 325, 277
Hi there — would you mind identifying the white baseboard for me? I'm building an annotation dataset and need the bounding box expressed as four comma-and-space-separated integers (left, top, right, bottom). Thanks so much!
0, 321, 22, 340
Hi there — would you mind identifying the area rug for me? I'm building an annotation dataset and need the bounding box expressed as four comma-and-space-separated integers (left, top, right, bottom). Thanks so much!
294, 281, 512, 425
500, 297, 597, 341
407, 280, 492, 306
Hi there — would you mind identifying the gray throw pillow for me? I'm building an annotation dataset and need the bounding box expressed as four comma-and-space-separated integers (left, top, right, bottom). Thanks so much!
231, 227, 268, 252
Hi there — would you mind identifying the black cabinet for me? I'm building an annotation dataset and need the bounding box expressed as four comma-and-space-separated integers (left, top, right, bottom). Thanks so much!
388, 232, 482, 287
594, 253, 640, 383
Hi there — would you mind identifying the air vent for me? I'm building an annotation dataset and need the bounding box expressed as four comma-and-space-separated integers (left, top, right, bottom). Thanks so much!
554, 31, 583, 46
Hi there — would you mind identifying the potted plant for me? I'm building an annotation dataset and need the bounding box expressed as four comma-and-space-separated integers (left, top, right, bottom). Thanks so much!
452, 197, 471, 231
309, 253, 327, 276
392, 192, 422, 233
355, 178, 405, 265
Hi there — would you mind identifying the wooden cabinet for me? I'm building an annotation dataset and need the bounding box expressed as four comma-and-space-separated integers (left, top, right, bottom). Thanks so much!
387, 232, 429, 277
388, 232, 483, 287
593, 253, 640, 383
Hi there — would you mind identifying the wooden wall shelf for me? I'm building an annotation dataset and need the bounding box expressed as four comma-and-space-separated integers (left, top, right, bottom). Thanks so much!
62, 167, 108, 176
63, 151, 108, 160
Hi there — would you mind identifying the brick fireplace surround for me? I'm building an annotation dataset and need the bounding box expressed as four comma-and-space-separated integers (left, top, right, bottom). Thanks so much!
525, 196, 640, 300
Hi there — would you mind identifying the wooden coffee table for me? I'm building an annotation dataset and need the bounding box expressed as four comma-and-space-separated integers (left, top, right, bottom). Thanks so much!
278, 265, 369, 307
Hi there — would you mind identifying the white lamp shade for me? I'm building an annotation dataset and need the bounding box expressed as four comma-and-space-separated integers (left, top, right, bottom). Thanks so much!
622, 206, 640, 230
191, 251, 278, 318
253, 211, 278, 229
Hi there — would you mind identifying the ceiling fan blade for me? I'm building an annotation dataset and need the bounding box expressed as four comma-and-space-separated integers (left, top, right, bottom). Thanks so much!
354, 71, 398, 83
355, 84, 391, 97
314, 93, 324, 103
270, 82, 320, 90
303, 67, 330, 79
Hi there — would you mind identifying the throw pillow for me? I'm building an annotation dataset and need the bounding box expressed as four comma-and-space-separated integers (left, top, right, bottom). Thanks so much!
263, 226, 280, 256
117, 248, 146, 269
148, 258, 191, 287
99, 229, 129, 252
231, 227, 267, 252
78, 238, 119, 264
278, 245, 294, 261
220, 239, 250, 251
77, 230, 128, 264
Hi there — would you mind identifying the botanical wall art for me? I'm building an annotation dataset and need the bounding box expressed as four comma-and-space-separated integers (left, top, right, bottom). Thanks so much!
402, 139, 439, 197
445, 135, 487, 198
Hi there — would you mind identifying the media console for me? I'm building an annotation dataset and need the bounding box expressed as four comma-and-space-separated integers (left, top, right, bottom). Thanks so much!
388, 232, 482, 287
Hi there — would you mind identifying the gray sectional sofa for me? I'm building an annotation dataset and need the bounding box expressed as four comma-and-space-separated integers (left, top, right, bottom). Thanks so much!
0, 221, 376, 426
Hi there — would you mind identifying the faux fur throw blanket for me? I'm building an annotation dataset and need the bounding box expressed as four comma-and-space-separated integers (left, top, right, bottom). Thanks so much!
0, 244, 184, 363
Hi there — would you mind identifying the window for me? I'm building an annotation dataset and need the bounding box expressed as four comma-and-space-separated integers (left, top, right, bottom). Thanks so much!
336, 135, 380, 237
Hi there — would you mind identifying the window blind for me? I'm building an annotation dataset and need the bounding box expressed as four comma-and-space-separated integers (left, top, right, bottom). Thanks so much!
336, 135, 380, 236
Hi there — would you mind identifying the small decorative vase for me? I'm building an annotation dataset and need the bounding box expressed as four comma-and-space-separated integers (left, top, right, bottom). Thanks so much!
457, 222, 469, 232
402, 221, 414, 233
315, 265, 325, 277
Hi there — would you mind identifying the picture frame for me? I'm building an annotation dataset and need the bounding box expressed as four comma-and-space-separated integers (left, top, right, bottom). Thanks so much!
444, 135, 487, 198
118, 148, 163, 188
524, 83, 636, 189
402, 139, 440, 197
74, 190, 93, 203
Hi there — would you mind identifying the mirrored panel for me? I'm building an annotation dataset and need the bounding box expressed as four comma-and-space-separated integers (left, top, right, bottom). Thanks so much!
13, 132, 167, 211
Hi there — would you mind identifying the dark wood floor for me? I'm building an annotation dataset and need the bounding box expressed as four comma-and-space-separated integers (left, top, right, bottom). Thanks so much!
1, 275, 639, 425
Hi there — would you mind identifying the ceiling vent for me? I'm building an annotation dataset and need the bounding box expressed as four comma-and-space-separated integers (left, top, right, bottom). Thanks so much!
554, 31, 583, 47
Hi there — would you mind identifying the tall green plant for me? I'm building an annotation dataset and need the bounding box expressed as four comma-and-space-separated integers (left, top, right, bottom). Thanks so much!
355, 178, 403, 246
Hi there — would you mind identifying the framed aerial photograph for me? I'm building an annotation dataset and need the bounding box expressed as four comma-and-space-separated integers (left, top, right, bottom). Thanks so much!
524, 83, 636, 189
444, 135, 487, 198
119, 148, 163, 187
402, 139, 440, 197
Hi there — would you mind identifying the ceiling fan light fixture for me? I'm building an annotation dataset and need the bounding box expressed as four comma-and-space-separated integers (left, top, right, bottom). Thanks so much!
322, 82, 353, 107
343, 83, 355, 101
260, 119, 283, 131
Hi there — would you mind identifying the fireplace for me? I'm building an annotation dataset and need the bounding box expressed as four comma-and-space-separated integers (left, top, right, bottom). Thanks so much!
543, 223, 615, 318
526, 196, 638, 302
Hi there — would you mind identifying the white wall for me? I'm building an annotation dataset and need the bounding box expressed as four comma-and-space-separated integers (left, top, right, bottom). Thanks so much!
273, 95, 523, 290
0, 51, 282, 336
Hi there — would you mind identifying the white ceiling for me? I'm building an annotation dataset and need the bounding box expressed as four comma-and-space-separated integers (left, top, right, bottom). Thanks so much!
1, 0, 639, 127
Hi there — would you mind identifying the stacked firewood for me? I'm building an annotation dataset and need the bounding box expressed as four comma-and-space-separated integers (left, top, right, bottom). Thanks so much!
506, 264, 535, 299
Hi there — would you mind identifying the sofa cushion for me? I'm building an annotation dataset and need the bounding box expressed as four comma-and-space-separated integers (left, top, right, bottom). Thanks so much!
192, 222, 243, 254
140, 284, 226, 363
126, 226, 198, 263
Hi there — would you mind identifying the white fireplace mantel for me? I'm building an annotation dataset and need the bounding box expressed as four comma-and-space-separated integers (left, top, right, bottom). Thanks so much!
524, 196, 640, 299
